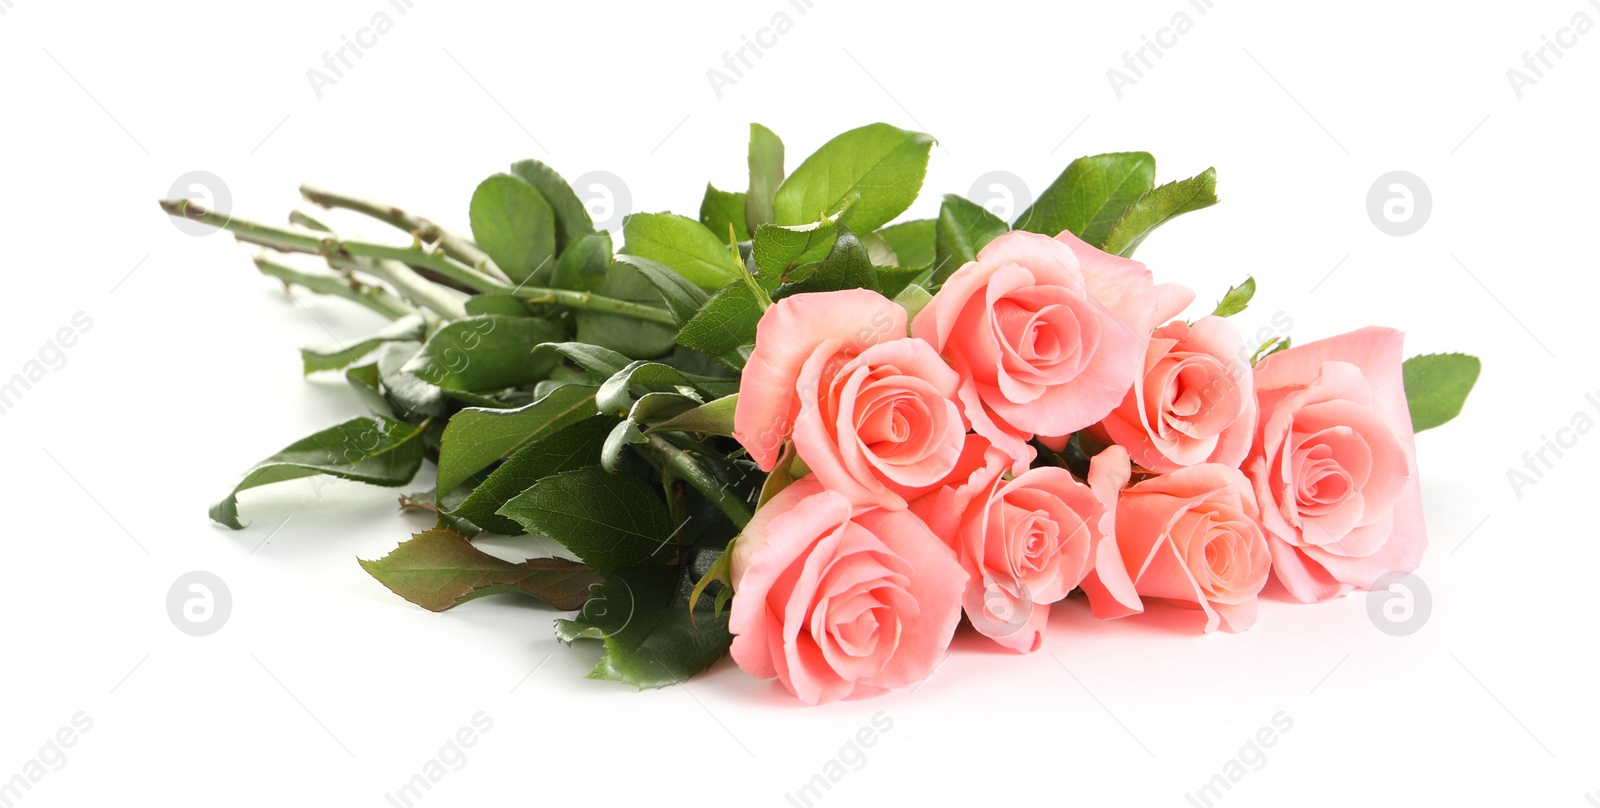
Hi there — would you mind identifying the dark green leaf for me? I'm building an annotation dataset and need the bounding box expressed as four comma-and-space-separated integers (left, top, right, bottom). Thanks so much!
360, 527, 601, 611
510, 159, 597, 252
402, 315, 563, 392
210, 415, 427, 529
554, 563, 732, 689
1014, 152, 1156, 246
699, 184, 750, 243
596, 360, 700, 415
621, 212, 743, 290
601, 420, 649, 473
773, 123, 935, 233
344, 361, 390, 416
773, 227, 876, 299
470, 173, 556, 284
1211, 275, 1255, 318
934, 194, 1009, 286
377, 342, 446, 421
745, 123, 785, 233
447, 418, 614, 536
1102, 167, 1219, 257
1403, 353, 1481, 432
498, 468, 676, 574
435, 383, 600, 494
877, 218, 936, 268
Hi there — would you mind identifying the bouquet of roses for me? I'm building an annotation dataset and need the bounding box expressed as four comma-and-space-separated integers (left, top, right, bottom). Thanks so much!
164, 122, 1479, 705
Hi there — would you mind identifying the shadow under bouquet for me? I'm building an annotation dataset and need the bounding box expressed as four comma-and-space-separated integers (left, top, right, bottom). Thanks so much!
165, 123, 1479, 705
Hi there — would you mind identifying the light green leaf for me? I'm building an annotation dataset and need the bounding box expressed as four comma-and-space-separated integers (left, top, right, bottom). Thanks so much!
621, 212, 743, 290
299, 315, 426, 375
1211, 275, 1256, 318
470, 173, 556, 284
1102, 167, 1219, 257
773, 123, 935, 233
877, 218, 936, 268
551, 231, 614, 293
1403, 353, 1481, 432
746, 123, 785, 233
509, 159, 597, 252
699, 184, 750, 243
1014, 152, 1156, 246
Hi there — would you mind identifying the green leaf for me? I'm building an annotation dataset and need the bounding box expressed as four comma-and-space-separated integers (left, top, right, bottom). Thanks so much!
435, 383, 600, 494
615, 254, 710, 326
1102, 167, 1219, 257
933, 194, 1010, 286
699, 184, 750, 244
210, 415, 427, 529
360, 527, 602, 611
554, 563, 732, 689
621, 212, 743, 290
1403, 353, 1481, 432
877, 218, 936, 268
447, 418, 614, 536
773, 123, 935, 233
596, 360, 701, 415
1014, 152, 1156, 246
538, 342, 632, 378
402, 315, 563, 392
377, 342, 446, 421
499, 468, 676, 574
875, 265, 923, 299
469, 173, 556, 284
745, 123, 785, 233
1210, 275, 1255, 318
648, 394, 738, 437
892, 283, 934, 322
773, 226, 876, 299
676, 280, 764, 358
510, 159, 597, 252
750, 218, 839, 293
577, 262, 678, 359
299, 315, 426, 375
551, 231, 614, 293
601, 420, 649, 473
344, 361, 390, 416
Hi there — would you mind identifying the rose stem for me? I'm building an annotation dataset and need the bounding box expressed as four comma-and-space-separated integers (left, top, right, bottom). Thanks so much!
158, 199, 677, 326
298, 184, 513, 285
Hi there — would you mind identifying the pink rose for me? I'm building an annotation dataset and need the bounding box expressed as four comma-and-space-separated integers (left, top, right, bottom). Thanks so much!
1245, 327, 1422, 602
734, 288, 907, 471
1082, 455, 1271, 633
911, 230, 1163, 470
1081, 288, 1257, 473
729, 477, 967, 705
792, 336, 968, 510
910, 443, 1120, 652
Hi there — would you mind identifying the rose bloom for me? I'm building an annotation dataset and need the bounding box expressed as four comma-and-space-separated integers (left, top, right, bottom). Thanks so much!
1245, 327, 1423, 602
1081, 453, 1272, 633
911, 230, 1165, 471
911, 442, 1123, 652
1073, 287, 1257, 473
734, 289, 967, 510
729, 477, 967, 705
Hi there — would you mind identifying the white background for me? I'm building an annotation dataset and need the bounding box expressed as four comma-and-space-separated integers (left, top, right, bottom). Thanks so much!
2, 1, 1595, 806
